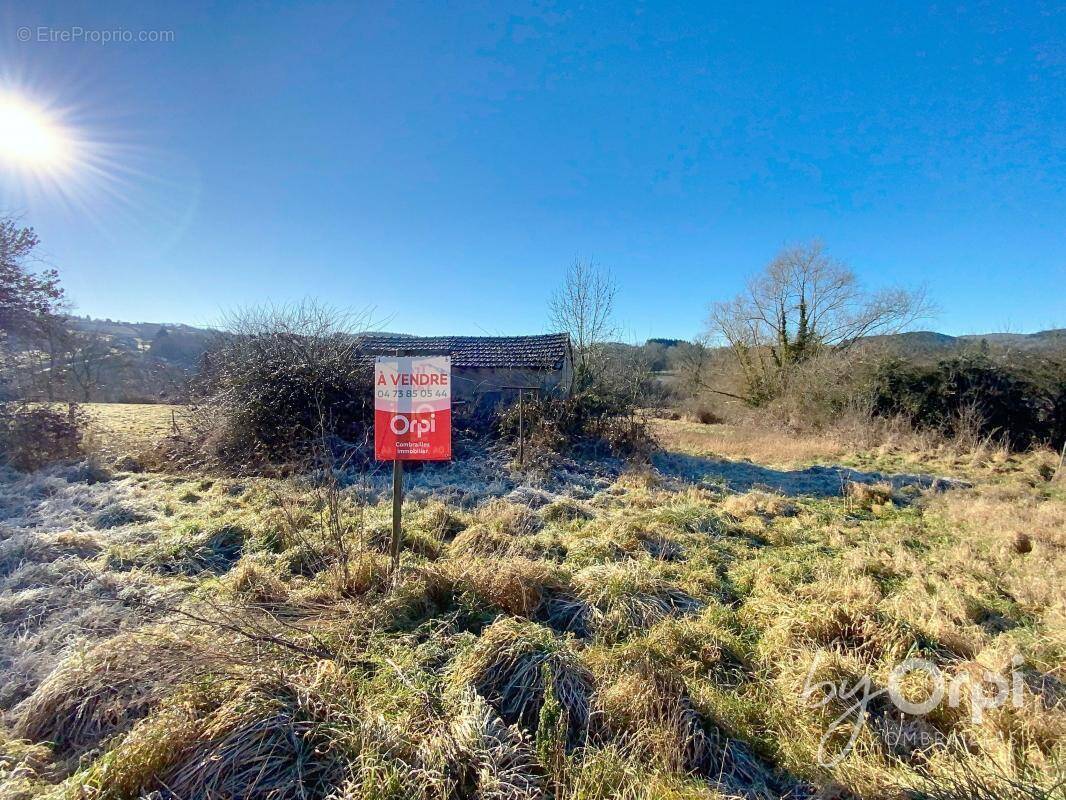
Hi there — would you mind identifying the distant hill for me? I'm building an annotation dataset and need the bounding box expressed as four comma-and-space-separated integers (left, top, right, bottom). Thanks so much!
67, 317, 218, 365
1, 317, 220, 403
71, 319, 1064, 363
17, 315, 1061, 402
957, 329, 1066, 349
863, 328, 1066, 356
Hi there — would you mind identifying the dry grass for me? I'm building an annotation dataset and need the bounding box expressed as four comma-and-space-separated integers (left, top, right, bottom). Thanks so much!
931, 481, 1066, 551
450, 524, 518, 558
78, 403, 186, 463
441, 557, 560, 617
541, 497, 593, 523
2, 420, 1064, 799
474, 498, 545, 536
652, 418, 850, 466
844, 480, 896, 512
573, 562, 702, 642
449, 688, 544, 799
225, 559, 290, 603
11, 629, 202, 758
720, 489, 797, 520
450, 617, 594, 747
154, 679, 348, 798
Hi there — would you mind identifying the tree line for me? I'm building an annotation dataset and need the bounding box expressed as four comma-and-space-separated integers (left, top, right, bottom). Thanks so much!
4, 213, 1062, 453
0, 216, 194, 403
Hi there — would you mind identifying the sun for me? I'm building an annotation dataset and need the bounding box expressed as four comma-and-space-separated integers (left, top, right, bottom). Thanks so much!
0, 84, 196, 241
0, 92, 73, 168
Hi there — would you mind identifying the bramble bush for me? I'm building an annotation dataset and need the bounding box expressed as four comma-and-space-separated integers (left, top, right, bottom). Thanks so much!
189, 304, 374, 468
868, 356, 1066, 450
0, 402, 85, 471
497, 389, 653, 459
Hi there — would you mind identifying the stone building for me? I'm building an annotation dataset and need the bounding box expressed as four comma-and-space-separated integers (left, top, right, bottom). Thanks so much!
357, 333, 572, 407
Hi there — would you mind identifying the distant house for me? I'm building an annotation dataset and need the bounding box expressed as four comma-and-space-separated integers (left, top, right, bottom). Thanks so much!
357, 333, 572, 407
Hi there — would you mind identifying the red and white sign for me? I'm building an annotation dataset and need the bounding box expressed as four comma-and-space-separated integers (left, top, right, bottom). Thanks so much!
374, 356, 452, 461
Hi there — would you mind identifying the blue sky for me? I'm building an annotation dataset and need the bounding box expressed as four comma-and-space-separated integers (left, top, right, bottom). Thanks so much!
1, 1, 1063, 339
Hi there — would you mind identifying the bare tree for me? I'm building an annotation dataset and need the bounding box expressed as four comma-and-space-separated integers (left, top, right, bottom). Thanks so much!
707, 241, 933, 403
548, 259, 617, 392
668, 338, 714, 396
33, 314, 75, 401
0, 218, 64, 335
68, 332, 124, 402
604, 342, 656, 426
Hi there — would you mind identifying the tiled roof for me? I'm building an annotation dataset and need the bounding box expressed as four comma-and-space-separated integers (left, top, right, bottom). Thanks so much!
357, 333, 571, 369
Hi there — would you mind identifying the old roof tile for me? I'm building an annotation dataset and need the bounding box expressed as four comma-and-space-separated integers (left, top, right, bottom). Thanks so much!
357, 333, 570, 369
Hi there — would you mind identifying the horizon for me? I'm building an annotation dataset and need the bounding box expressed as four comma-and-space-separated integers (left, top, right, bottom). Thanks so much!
2, 2, 1064, 339
73, 312, 1065, 342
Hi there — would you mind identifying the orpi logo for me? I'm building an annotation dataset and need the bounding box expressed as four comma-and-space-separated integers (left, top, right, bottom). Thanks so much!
389, 409, 437, 438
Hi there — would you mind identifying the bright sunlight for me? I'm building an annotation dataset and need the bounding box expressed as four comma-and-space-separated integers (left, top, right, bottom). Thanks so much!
0, 92, 73, 168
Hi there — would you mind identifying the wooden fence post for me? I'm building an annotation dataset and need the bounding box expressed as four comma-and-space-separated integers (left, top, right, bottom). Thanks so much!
391, 458, 403, 577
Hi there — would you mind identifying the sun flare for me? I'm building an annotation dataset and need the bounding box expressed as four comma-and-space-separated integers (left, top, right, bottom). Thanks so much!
0, 93, 73, 168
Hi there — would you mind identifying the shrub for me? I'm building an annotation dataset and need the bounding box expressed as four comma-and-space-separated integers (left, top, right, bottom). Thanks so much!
869, 356, 1065, 450
497, 392, 653, 459
679, 398, 723, 425
189, 303, 374, 467
0, 402, 85, 471
763, 348, 870, 432
694, 408, 720, 425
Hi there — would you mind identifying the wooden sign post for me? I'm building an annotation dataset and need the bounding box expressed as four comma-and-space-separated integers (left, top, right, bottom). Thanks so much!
518, 388, 524, 468
374, 356, 452, 575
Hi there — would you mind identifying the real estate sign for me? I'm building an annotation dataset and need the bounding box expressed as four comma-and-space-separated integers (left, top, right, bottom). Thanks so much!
374, 356, 452, 461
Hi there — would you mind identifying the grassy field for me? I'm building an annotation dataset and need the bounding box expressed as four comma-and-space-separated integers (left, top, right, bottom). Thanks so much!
652, 418, 852, 466
0, 408, 1063, 799
78, 403, 186, 460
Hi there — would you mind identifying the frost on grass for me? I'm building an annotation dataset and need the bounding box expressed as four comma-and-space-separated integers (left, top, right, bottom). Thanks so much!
451, 617, 594, 747
573, 562, 702, 642
0, 437, 1062, 800
0, 464, 178, 712
449, 688, 544, 800
353, 443, 620, 507
12, 630, 194, 756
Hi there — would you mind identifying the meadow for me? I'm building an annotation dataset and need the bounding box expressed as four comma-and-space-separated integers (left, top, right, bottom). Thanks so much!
0, 408, 1062, 799
78, 403, 185, 461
